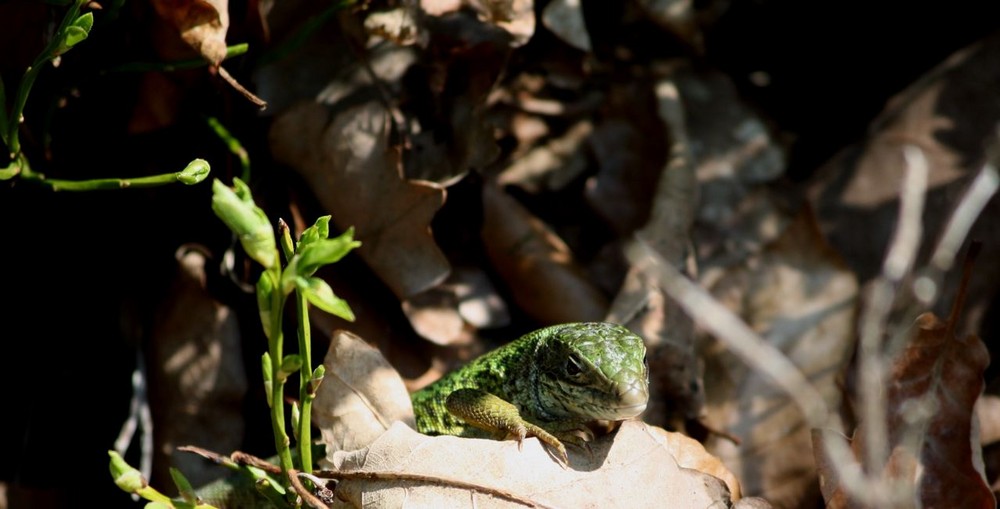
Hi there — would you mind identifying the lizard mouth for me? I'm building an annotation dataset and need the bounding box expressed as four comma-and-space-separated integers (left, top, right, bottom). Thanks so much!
614, 402, 648, 417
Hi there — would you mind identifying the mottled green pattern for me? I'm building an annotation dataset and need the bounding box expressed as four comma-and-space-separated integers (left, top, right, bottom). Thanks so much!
410, 322, 649, 442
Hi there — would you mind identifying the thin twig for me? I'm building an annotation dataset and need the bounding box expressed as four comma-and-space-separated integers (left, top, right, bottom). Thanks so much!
856, 145, 929, 502
113, 351, 154, 487
217, 66, 267, 109
624, 235, 878, 504
288, 469, 330, 509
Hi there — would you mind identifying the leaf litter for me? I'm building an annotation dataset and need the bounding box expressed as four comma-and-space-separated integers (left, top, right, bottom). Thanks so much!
20, 0, 1000, 507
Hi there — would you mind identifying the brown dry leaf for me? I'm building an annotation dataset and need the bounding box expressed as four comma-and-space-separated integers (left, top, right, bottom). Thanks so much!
402, 43, 504, 186
808, 31, 1000, 336
402, 267, 510, 345
151, 0, 229, 65
313, 330, 415, 455
481, 181, 609, 324
146, 246, 246, 488
699, 208, 858, 508
497, 120, 593, 193
584, 83, 665, 236
815, 313, 993, 509
323, 421, 735, 508
654, 427, 743, 500
270, 100, 450, 299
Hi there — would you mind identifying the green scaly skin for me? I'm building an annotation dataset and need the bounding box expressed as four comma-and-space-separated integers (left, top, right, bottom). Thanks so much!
410, 322, 649, 462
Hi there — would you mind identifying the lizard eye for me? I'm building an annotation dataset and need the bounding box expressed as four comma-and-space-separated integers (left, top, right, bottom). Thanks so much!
566, 354, 584, 378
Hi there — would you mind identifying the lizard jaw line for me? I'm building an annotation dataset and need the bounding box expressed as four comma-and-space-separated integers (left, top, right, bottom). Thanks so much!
613, 402, 647, 418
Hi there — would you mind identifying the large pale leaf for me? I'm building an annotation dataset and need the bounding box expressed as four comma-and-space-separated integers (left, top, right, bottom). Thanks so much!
322, 421, 737, 508
313, 330, 415, 455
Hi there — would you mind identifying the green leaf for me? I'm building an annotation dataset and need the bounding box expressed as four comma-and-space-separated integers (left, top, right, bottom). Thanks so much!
278, 219, 295, 261
144, 503, 174, 509
296, 276, 355, 321
298, 215, 332, 247
73, 12, 94, 32
109, 451, 173, 504
169, 468, 197, 503
246, 466, 286, 495
290, 402, 301, 441
109, 451, 146, 493
297, 227, 359, 274
309, 364, 326, 395
255, 272, 276, 340
211, 178, 277, 269
53, 13, 93, 55
261, 354, 273, 406
175, 159, 210, 185
279, 354, 302, 377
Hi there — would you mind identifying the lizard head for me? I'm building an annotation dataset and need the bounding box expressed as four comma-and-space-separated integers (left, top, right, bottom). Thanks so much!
533, 322, 649, 422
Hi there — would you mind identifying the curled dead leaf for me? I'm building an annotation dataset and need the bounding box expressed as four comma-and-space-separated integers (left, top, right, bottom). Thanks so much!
481, 181, 609, 324
151, 0, 229, 64
313, 330, 415, 456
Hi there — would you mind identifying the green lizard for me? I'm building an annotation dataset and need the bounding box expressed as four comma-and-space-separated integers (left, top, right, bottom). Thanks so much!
410, 322, 649, 463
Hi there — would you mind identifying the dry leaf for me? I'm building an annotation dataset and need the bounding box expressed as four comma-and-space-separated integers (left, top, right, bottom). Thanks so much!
605, 77, 700, 426
402, 267, 510, 345
808, 31, 1000, 336
270, 100, 450, 299
700, 208, 858, 508
365, 7, 425, 47
815, 313, 993, 509
313, 330, 415, 455
635, 0, 701, 50
421, 0, 536, 47
654, 426, 743, 500
584, 83, 665, 235
481, 181, 609, 324
497, 120, 593, 193
146, 246, 246, 488
402, 43, 504, 186
151, 0, 229, 65
323, 421, 735, 508
979, 395, 1000, 447
541, 0, 591, 52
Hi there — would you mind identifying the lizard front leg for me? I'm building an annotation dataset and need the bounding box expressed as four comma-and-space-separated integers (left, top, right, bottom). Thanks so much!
445, 388, 568, 464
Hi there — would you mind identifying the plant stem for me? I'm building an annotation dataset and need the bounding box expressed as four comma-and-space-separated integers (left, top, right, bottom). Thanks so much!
107, 44, 249, 73
296, 291, 314, 473
15, 159, 209, 190
267, 267, 295, 476
7, 0, 87, 157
